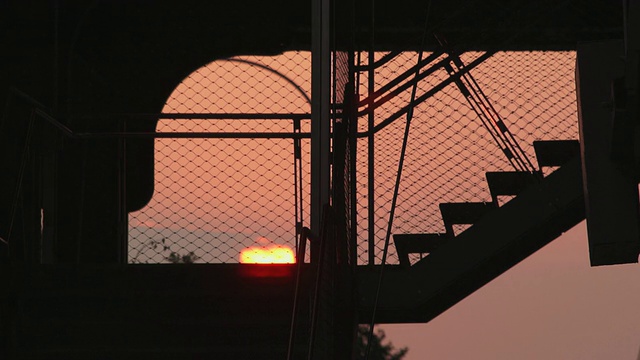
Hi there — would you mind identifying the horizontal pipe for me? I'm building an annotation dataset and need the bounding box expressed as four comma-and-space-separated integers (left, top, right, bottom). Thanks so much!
76, 132, 311, 139
356, 50, 444, 108
65, 113, 312, 121
34, 109, 75, 138
356, 50, 496, 138
353, 50, 403, 71
33, 109, 311, 139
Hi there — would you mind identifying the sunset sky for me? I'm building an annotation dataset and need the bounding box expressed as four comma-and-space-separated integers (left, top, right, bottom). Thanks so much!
381, 221, 640, 359
128, 50, 640, 358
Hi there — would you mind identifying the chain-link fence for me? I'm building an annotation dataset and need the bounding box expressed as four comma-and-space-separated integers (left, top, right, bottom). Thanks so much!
128, 52, 312, 264
354, 50, 578, 266
126, 49, 578, 266
332, 50, 357, 268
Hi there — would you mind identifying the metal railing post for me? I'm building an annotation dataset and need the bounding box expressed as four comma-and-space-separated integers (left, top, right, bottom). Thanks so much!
311, 0, 331, 262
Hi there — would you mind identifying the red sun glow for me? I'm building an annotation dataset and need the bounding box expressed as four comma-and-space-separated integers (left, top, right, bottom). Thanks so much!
240, 245, 295, 264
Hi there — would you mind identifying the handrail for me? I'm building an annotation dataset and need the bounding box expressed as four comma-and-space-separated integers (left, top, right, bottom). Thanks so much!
356, 50, 497, 138
24, 100, 314, 140
5, 109, 36, 246
9, 87, 51, 112
11, 87, 314, 139
4, 89, 313, 264
356, 50, 444, 109
65, 131, 312, 139
353, 50, 404, 71
352, 0, 568, 141
356, 54, 451, 116
64, 113, 312, 121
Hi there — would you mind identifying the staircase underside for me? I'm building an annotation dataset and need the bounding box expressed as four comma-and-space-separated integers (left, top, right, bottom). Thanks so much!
356, 156, 585, 324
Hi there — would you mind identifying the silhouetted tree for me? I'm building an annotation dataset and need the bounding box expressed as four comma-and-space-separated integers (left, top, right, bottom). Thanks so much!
131, 238, 199, 264
357, 325, 408, 360
165, 250, 199, 264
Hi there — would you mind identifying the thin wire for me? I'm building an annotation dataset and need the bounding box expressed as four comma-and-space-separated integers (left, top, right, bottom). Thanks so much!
364, 1, 432, 358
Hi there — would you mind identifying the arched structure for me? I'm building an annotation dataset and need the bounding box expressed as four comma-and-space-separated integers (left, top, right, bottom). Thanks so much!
130, 53, 312, 264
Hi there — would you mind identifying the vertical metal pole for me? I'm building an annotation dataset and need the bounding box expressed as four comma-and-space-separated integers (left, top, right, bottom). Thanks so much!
349, 53, 358, 270
311, 0, 331, 256
293, 118, 302, 257
53, 0, 59, 113
40, 1, 59, 264
367, 3, 376, 267
117, 120, 128, 264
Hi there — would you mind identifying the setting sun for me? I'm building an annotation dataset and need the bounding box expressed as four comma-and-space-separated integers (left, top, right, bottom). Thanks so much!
240, 245, 296, 264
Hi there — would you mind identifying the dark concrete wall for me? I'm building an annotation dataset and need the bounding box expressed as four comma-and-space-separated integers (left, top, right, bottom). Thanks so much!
0, 0, 310, 263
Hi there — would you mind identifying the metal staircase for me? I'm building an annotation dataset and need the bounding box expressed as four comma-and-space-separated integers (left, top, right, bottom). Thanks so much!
345, 41, 590, 324
357, 139, 585, 324
394, 140, 580, 267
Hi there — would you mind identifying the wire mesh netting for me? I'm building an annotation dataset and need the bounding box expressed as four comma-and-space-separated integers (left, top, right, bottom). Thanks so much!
126, 49, 578, 267
128, 52, 312, 264
332, 50, 356, 266
354, 51, 578, 266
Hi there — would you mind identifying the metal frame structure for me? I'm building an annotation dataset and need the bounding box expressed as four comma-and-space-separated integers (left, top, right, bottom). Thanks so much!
1, 1, 634, 358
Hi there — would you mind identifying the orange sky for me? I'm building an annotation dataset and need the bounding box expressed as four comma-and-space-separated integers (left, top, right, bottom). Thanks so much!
382, 222, 640, 360
130, 50, 579, 265
129, 52, 312, 263
127, 50, 640, 358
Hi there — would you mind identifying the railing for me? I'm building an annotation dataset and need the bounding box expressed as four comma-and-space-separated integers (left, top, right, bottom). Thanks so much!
127, 114, 311, 264
1, 88, 314, 264
1, 89, 58, 263
130, 52, 314, 264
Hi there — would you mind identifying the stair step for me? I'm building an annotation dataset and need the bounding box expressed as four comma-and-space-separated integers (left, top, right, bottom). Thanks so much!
486, 171, 541, 203
440, 202, 497, 236
533, 140, 580, 168
357, 156, 585, 324
394, 233, 450, 268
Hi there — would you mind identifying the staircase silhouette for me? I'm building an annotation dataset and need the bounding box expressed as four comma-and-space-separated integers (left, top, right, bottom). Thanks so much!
358, 139, 585, 323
